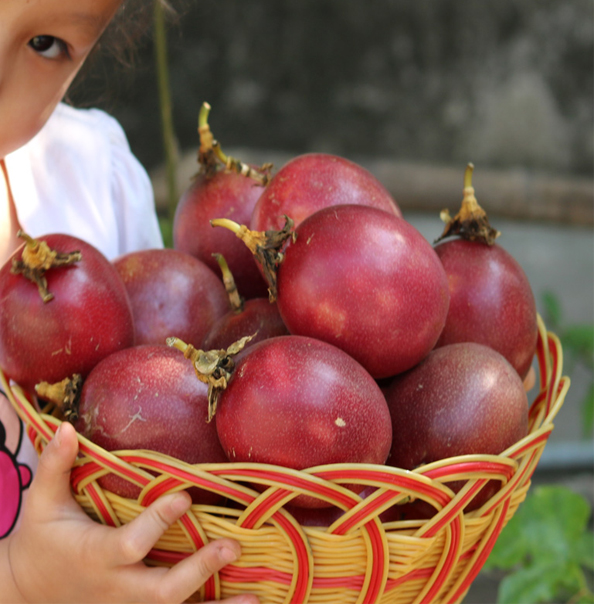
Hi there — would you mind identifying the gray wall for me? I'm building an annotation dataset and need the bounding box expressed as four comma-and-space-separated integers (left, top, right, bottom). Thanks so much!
72, 0, 593, 178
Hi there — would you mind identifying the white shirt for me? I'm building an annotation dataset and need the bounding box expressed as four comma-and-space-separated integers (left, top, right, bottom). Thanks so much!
0, 102, 163, 538
4, 102, 163, 259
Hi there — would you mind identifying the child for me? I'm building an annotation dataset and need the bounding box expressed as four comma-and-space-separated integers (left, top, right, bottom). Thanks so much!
0, 1, 258, 602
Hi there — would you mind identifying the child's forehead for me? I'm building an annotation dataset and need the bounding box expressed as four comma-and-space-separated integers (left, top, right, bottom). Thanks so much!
3, 0, 123, 30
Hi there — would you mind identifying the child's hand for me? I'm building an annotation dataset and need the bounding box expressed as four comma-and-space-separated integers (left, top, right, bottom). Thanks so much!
3, 422, 259, 604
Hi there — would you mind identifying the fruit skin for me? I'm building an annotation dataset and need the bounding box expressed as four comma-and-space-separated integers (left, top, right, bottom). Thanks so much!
434, 238, 538, 378
173, 170, 267, 299
276, 205, 450, 379
113, 248, 230, 348
215, 335, 392, 507
74, 345, 228, 502
250, 153, 402, 233
384, 342, 528, 511
0, 234, 134, 391
203, 297, 288, 351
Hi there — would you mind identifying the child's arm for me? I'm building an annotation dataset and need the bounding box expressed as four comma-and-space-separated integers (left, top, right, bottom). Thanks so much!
0, 422, 258, 604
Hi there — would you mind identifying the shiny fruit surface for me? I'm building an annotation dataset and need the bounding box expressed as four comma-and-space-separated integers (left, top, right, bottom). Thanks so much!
75, 345, 227, 502
250, 153, 402, 233
434, 239, 537, 378
0, 234, 134, 390
215, 335, 392, 506
113, 248, 230, 348
276, 205, 450, 379
173, 170, 267, 299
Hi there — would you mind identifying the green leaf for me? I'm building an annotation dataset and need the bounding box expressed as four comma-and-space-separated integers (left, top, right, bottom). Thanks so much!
486, 486, 592, 569
487, 486, 594, 603
562, 325, 594, 369
573, 590, 595, 604
498, 563, 560, 604
483, 511, 529, 570
498, 561, 589, 604
575, 531, 595, 570
541, 290, 563, 327
522, 486, 591, 549
582, 382, 594, 436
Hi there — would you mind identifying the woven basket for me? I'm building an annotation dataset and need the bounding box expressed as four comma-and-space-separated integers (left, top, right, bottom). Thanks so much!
2, 315, 568, 604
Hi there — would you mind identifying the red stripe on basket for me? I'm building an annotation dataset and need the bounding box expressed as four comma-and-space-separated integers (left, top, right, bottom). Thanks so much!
85, 483, 117, 526
423, 461, 514, 482
70, 462, 103, 490
315, 467, 450, 509
243, 488, 297, 528
22, 403, 55, 443
231, 467, 358, 509
147, 549, 189, 564
78, 445, 150, 488
26, 424, 37, 446
546, 338, 559, 417
446, 497, 511, 604
422, 480, 486, 538
479, 449, 539, 518
223, 555, 486, 595
220, 565, 293, 586
227, 501, 311, 603
127, 459, 249, 506
421, 513, 462, 602
335, 490, 400, 534
386, 566, 435, 591
267, 512, 311, 602
180, 512, 205, 550
529, 390, 547, 424
133, 455, 254, 503
221, 567, 384, 593
146, 546, 216, 599
510, 429, 551, 458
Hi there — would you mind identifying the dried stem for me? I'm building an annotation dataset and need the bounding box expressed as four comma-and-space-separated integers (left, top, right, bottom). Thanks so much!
35, 374, 83, 423
10, 231, 82, 302
435, 163, 500, 246
197, 102, 272, 185
213, 253, 244, 312
166, 335, 255, 421
210, 216, 295, 302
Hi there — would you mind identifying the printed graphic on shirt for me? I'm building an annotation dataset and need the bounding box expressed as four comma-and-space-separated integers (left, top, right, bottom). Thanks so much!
0, 392, 33, 538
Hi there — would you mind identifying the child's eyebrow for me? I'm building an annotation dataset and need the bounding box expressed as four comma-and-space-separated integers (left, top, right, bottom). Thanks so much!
60, 11, 108, 38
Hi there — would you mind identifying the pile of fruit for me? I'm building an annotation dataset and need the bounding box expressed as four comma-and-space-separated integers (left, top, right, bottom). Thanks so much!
0, 103, 539, 522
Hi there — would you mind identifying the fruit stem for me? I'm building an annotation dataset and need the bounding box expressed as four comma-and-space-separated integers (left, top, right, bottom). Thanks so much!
210, 216, 296, 302
195, 102, 272, 185
10, 231, 82, 303
35, 375, 83, 423
213, 253, 244, 312
166, 334, 255, 421
464, 162, 474, 189
435, 163, 500, 246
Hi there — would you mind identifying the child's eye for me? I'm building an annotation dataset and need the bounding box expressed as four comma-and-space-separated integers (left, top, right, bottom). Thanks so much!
28, 36, 69, 59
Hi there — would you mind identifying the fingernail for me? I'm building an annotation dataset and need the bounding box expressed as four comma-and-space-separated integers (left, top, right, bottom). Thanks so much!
54, 423, 63, 446
170, 493, 191, 515
219, 545, 239, 564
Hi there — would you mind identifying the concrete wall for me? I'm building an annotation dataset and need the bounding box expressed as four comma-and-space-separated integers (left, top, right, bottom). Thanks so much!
72, 0, 593, 180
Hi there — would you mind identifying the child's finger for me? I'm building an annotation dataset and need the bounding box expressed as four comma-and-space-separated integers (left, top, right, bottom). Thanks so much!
28, 422, 79, 507
145, 538, 245, 604
109, 491, 192, 566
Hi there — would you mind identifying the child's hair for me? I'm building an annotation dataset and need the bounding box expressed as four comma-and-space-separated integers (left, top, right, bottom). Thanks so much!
67, 0, 183, 105
101, 0, 175, 67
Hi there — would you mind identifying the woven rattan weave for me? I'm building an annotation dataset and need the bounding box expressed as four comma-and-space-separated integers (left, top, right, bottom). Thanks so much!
2, 315, 568, 603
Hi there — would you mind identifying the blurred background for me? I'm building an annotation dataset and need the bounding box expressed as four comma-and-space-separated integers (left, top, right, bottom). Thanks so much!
72, 1, 594, 601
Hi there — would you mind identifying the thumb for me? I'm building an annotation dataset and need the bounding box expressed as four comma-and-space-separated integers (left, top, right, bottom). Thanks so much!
30, 422, 79, 506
